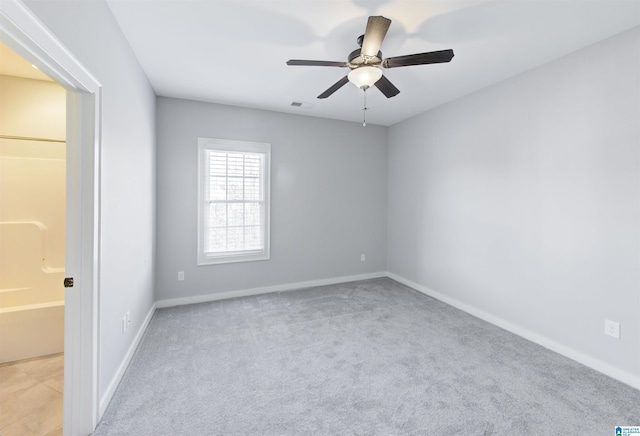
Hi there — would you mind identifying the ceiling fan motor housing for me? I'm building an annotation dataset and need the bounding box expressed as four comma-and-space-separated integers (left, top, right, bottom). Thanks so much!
348, 48, 383, 69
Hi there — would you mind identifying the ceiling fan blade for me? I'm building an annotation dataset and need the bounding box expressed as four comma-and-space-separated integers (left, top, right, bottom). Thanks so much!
361, 16, 391, 57
374, 74, 400, 98
287, 60, 348, 67
383, 49, 454, 68
317, 76, 350, 99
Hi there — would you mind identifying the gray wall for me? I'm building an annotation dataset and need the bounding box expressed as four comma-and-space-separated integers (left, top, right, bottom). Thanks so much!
388, 27, 640, 378
24, 0, 157, 401
156, 98, 387, 301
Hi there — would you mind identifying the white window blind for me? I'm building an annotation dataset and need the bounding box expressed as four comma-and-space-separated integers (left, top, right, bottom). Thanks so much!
198, 138, 270, 265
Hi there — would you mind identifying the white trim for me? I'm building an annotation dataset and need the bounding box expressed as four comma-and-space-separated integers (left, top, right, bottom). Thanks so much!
0, 2, 102, 434
0, 1, 100, 91
156, 272, 387, 308
386, 272, 640, 390
99, 303, 156, 417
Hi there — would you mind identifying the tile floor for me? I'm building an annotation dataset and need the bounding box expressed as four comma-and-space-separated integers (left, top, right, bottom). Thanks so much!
0, 353, 63, 436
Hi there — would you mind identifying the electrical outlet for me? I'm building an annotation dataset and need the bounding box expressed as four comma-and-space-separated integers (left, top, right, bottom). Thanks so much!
178, 271, 185, 281
604, 319, 620, 339
360, 254, 366, 262
121, 316, 127, 334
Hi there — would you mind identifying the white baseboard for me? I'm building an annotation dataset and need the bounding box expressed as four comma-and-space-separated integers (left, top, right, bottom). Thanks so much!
99, 302, 157, 418
386, 272, 640, 390
155, 271, 387, 309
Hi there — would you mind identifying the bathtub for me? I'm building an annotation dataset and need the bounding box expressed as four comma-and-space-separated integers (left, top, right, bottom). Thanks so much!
0, 300, 64, 363
0, 221, 65, 363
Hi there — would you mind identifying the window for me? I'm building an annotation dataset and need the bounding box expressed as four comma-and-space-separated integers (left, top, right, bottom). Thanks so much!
198, 138, 270, 265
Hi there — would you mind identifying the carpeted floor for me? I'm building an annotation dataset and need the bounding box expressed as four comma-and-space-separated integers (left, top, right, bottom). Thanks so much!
93, 278, 639, 435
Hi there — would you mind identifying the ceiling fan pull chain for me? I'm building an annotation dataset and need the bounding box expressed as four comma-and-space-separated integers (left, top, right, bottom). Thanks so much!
362, 90, 368, 127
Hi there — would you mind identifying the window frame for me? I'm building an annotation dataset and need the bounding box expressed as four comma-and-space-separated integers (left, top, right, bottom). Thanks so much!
197, 137, 271, 266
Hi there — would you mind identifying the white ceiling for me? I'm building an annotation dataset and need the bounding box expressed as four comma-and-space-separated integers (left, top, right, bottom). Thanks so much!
106, 0, 640, 126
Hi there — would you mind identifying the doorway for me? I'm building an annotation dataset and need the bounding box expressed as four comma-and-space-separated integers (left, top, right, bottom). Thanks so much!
0, 42, 67, 433
1, 2, 102, 434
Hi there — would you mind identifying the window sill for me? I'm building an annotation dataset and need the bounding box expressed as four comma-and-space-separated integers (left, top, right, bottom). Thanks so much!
197, 251, 270, 266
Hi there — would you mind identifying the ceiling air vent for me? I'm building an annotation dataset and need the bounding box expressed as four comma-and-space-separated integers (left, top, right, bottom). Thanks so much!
290, 101, 314, 109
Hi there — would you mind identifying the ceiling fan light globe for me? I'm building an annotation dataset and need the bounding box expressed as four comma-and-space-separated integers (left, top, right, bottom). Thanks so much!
348, 66, 382, 89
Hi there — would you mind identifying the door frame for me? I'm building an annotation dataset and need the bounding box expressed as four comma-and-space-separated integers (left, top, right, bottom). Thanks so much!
0, 1, 101, 434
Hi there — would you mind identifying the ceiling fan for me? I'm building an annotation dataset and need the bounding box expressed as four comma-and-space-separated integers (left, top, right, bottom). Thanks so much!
286, 15, 454, 99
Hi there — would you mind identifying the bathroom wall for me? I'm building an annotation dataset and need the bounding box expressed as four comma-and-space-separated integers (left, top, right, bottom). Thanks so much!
0, 74, 66, 306
0, 74, 65, 140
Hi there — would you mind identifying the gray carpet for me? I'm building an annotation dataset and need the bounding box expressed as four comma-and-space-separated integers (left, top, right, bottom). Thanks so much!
93, 278, 639, 435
